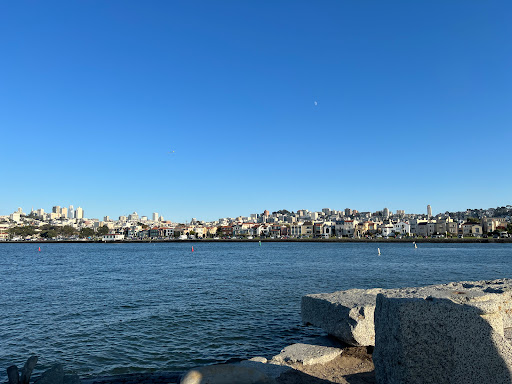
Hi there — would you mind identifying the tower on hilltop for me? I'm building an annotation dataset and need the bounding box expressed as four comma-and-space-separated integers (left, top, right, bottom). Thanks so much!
427, 204, 432, 219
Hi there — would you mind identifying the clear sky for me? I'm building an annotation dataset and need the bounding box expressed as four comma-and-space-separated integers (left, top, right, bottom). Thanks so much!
1, 1, 510, 222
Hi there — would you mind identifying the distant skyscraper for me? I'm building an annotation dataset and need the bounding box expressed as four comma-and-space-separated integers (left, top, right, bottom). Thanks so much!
68, 205, 74, 219
52, 206, 61, 215
75, 207, 84, 219
128, 212, 139, 221
104, 216, 110, 222
153, 212, 159, 221
383, 208, 390, 219
60, 207, 67, 218
427, 205, 432, 219
345, 208, 352, 216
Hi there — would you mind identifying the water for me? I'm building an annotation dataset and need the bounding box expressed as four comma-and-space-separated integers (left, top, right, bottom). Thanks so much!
1, 242, 511, 377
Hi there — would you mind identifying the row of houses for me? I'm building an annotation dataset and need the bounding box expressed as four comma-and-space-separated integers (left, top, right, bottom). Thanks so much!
104, 217, 509, 240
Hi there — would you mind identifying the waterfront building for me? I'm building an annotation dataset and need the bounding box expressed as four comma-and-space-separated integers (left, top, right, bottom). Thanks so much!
381, 223, 394, 237
393, 221, 411, 235
75, 207, 84, 219
462, 223, 483, 236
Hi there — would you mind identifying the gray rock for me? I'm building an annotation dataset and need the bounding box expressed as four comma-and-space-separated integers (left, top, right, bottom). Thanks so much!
239, 360, 291, 379
270, 343, 342, 366
180, 364, 276, 384
20, 356, 38, 384
34, 364, 64, 384
302, 279, 512, 346
246, 357, 268, 364
373, 294, 512, 384
7, 365, 20, 384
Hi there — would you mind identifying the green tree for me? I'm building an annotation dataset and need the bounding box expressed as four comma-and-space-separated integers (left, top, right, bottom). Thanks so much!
41, 229, 57, 238
79, 228, 95, 238
61, 225, 77, 237
97, 225, 109, 236
466, 217, 480, 224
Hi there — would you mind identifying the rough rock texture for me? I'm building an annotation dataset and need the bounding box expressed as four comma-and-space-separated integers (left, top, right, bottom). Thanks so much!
302, 279, 512, 346
270, 343, 343, 366
373, 294, 512, 384
180, 364, 276, 384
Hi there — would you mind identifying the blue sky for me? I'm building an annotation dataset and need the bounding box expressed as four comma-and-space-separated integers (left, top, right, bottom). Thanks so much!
1, 1, 510, 222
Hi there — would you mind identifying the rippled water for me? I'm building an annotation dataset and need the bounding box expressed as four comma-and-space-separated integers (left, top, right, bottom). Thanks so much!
1, 242, 511, 377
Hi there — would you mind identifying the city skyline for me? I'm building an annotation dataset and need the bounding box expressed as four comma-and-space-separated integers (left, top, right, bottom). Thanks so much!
1, 1, 511, 223
4, 202, 512, 225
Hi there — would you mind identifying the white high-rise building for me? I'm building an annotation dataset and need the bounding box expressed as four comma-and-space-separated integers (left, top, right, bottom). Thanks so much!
152, 212, 159, 221
75, 207, 84, 219
128, 212, 139, 221
427, 205, 432, 219
68, 205, 74, 219
383, 208, 390, 219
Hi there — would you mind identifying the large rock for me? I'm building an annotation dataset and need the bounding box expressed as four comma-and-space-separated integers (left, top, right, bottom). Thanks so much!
301, 279, 512, 346
373, 294, 512, 384
180, 364, 276, 384
34, 364, 64, 384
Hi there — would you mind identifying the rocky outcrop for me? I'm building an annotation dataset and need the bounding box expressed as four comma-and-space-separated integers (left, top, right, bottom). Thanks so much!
301, 279, 512, 346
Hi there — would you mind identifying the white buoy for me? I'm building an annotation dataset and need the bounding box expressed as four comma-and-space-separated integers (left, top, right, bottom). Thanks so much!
414, 243, 417, 249
378, 247, 381, 255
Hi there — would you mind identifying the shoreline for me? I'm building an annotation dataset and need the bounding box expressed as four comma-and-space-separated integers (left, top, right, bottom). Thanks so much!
1, 238, 511, 244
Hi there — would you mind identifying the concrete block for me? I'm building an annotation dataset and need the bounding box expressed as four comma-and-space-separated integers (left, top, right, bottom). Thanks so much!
373, 294, 512, 384
302, 279, 512, 346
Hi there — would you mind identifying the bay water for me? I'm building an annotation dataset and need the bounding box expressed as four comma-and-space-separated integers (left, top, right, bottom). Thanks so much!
1, 242, 511, 377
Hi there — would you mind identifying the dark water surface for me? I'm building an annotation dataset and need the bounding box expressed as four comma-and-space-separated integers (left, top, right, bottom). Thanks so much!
1, 242, 511, 377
